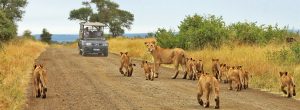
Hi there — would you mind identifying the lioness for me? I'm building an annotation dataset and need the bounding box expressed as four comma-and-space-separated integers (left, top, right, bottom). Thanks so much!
279, 72, 296, 98
119, 52, 136, 77
212, 59, 221, 81
197, 73, 220, 109
227, 66, 242, 91
33, 64, 47, 98
237, 66, 249, 89
141, 60, 154, 81
144, 41, 187, 79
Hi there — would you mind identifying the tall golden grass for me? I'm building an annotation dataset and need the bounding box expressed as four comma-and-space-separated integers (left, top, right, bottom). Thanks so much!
0, 39, 47, 110
108, 37, 299, 99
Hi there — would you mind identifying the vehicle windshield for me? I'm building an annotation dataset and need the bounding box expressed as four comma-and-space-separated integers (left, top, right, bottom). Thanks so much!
82, 26, 104, 39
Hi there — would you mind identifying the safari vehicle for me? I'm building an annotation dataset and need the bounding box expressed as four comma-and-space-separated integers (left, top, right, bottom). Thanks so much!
78, 22, 108, 56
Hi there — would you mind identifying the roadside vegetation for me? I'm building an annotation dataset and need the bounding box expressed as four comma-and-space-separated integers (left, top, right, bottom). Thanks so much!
0, 38, 47, 110
108, 14, 300, 99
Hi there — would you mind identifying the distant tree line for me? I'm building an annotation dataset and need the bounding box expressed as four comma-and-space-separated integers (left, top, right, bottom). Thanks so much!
155, 14, 300, 50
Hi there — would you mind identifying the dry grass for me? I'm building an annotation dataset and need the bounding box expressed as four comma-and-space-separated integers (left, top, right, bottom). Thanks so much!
108, 37, 300, 99
0, 39, 47, 110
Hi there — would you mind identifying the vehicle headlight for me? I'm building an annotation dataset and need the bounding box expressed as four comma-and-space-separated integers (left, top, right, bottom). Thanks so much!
85, 42, 92, 46
103, 43, 108, 46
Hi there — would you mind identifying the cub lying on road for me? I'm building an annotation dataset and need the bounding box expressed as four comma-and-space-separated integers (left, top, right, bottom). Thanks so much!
33, 64, 48, 98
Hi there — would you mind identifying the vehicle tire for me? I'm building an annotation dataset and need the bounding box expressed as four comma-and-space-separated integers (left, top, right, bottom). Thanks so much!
81, 50, 86, 56
103, 51, 108, 57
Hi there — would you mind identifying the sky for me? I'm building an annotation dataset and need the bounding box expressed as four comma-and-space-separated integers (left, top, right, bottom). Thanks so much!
17, 0, 300, 35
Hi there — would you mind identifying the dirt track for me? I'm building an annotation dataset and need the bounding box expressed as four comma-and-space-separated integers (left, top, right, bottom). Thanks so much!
24, 47, 300, 110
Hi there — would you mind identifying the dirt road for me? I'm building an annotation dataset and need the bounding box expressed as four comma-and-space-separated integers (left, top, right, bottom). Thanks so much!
25, 47, 300, 110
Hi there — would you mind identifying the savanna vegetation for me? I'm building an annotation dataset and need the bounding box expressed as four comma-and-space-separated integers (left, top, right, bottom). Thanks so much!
0, 0, 51, 109
108, 14, 300, 99
0, 39, 47, 110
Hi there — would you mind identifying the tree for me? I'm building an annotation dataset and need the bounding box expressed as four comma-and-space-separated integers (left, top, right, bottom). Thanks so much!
0, 10, 16, 42
0, 0, 28, 22
23, 29, 35, 40
40, 28, 52, 43
69, 8, 92, 22
69, 0, 134, 37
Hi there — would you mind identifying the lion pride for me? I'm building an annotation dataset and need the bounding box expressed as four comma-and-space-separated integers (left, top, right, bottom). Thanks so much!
144, 41, 187, 79
33, 64, 48, 98
119, 52, 136, 77
279, 71, 296, 98
197, 73, 220, 109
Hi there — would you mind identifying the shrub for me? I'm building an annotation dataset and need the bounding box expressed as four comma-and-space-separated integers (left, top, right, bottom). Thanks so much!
155, 28, 179, 48
0, 11, 17, 42
178, 14, 228, 49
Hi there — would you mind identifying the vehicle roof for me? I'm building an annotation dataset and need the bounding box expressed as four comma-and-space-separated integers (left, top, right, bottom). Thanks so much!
80, 22, 106, 26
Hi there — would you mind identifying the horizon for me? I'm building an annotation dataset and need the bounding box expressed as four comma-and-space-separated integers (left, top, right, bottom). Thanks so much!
17, 0, 300, 35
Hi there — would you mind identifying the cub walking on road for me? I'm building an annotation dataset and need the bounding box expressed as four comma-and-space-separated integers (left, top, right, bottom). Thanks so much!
119, 52, 136, 77
33, 64, 48, 98
197, 73, 220, 109
279, 71, 296, 98
141, 60, 155, 81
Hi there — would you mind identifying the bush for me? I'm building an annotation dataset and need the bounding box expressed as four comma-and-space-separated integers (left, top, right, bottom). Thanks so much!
178, 14, 228, 49
40, 28, 52, 43
155, 28, 179, 48
268, 42, 300, 64
290, 43, 300, 63
22, 30, 36, 40
0, 11, 17, 42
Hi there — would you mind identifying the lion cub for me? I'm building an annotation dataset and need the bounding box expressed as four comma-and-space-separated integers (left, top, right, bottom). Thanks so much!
186, 58, 198, 80
197, 73, 220, 109
33, 64, 48, 98
279, 72, 296, 98
141, 60, 154, 81
119, 52, 136, 77
237, 66, 249, 89
227, 66, 242, 91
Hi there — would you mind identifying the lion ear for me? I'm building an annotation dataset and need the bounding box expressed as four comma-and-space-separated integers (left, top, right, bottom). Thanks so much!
151, 41, 156, 44
132, 64, 136, 66
279, 72, 283, 76
125, 52, 128, 55
190, 58, 192, 60
120, 52, 123, 55
284, 72, 288, 75
144, 42, 148, 45
40, 64, 44, 68
145, 61, 148, 63
34, 64, 37, 69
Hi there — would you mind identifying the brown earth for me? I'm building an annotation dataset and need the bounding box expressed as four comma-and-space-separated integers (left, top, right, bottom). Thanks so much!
24, 48, 300, 110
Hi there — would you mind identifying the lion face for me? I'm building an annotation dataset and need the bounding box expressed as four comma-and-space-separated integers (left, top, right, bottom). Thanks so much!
144, 41, 156, 52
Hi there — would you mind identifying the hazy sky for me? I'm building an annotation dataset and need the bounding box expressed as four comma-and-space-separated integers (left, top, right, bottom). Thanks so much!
17, 0, 300, 35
